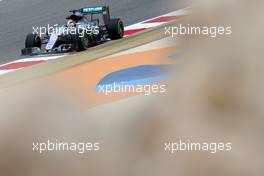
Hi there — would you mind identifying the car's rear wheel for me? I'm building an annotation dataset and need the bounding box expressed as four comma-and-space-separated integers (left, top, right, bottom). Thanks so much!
25, 34, 41, 48
107, 18, 124, 40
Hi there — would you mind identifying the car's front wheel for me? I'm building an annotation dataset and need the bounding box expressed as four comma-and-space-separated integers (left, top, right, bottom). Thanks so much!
25, 34, 41, 48
72, 33, 89, 51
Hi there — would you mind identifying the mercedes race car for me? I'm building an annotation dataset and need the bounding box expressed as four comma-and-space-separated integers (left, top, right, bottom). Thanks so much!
21, 6, 124, 55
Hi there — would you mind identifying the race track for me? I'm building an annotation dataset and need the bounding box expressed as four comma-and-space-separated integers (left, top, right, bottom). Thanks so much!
0, 0, 186, 64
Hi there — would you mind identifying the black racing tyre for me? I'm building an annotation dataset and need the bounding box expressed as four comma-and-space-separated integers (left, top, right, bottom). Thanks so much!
106, 18, 124, 40
25, 34, 41, 48
72, 33, 89, 51
80, 33, 89, 50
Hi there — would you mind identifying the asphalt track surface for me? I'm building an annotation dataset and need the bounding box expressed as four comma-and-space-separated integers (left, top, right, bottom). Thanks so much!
0, 0, 187, 64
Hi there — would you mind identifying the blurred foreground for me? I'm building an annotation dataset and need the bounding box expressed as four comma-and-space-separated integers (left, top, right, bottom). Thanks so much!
0, 0, 264, 176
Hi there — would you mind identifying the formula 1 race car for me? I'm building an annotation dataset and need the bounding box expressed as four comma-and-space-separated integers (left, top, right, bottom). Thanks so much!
21, 6, 124, 55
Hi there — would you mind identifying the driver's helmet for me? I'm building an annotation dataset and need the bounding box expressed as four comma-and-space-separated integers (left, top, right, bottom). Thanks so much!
67, 19, 76, 27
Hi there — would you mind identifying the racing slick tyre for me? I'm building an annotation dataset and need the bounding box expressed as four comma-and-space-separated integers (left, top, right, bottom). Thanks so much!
72, 33, 89, 51
107, 18, 124, 40
25, 34, 41, 48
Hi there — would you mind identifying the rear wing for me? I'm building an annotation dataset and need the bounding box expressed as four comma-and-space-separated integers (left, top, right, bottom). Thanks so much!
70, 6, 111, 24
82, 6, 106, 14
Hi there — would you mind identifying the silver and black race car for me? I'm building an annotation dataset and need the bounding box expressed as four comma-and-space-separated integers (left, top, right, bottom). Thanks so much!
21, 6, 124, 55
